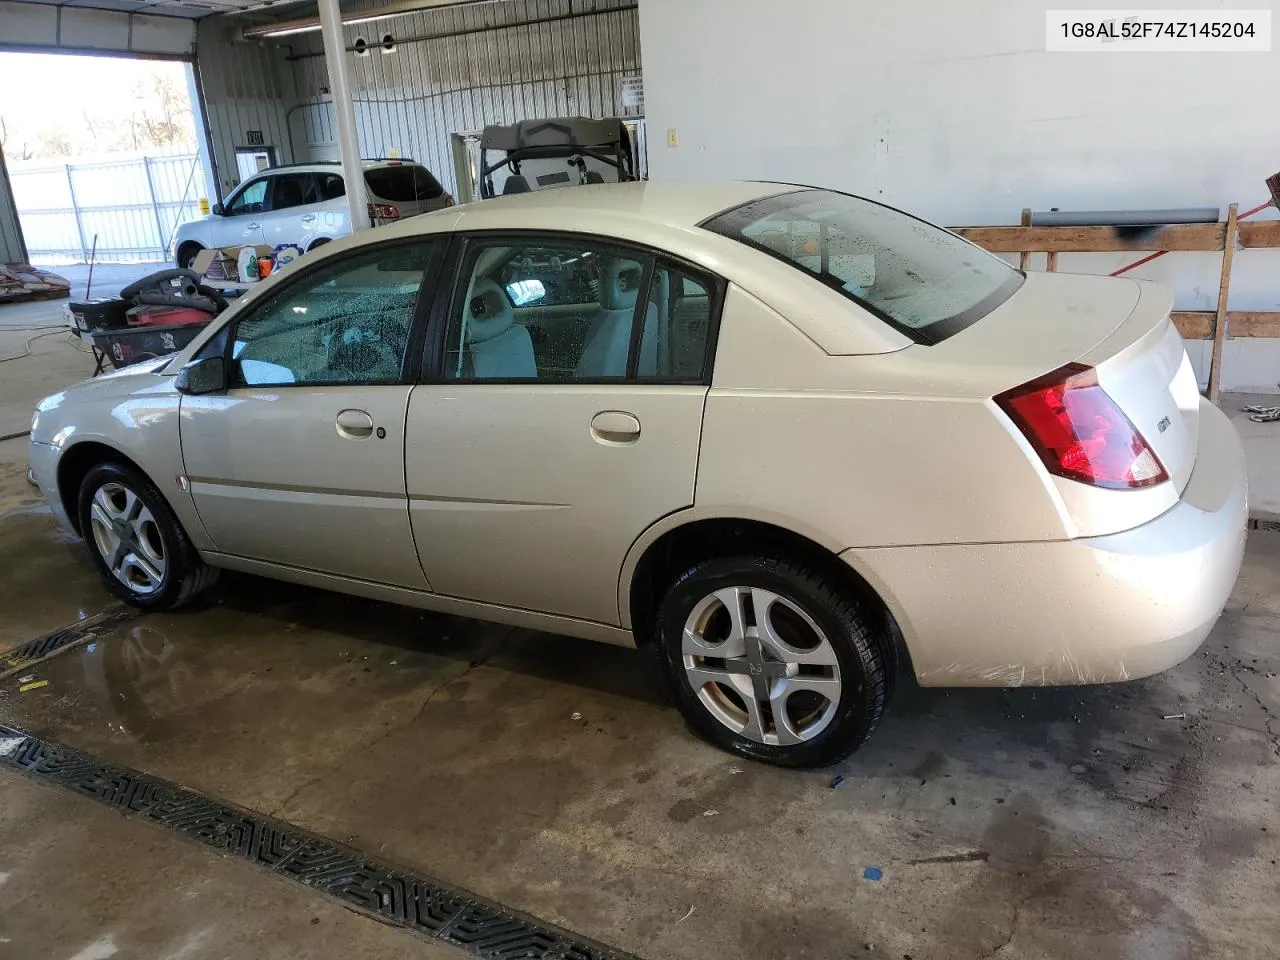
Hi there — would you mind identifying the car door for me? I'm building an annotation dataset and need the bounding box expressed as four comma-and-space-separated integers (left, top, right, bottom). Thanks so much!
181, 238, 446, 588
405, 233, 723, 625
263, 172, 320, 250
212, 177, 269, 248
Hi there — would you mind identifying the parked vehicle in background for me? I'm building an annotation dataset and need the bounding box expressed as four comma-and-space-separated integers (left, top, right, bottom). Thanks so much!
32, 182, 1247, 768
173, 159, 454, 268
479, 117, 637, 198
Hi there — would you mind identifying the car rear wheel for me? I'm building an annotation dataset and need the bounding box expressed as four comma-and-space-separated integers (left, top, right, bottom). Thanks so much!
655, 554, 889, 767
77, 462, 217, 610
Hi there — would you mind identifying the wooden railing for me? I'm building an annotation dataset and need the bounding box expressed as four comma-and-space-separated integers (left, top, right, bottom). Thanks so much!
951, 208, 1280, 401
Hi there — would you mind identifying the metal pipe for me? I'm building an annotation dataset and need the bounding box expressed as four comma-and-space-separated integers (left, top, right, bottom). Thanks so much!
285, 3, 639, 60
318, 0, 370, 233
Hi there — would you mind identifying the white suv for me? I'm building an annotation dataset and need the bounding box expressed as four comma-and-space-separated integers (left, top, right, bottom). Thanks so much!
174, 159, 454, 268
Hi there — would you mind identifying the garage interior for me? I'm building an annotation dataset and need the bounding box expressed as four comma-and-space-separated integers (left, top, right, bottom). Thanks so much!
2, 1, 1280, 958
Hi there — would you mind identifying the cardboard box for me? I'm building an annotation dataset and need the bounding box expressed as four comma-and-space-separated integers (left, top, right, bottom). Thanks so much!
191, 245, 274, 284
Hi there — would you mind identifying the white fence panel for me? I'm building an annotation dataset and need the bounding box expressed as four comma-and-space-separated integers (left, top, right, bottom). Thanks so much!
10, 153, 206, 264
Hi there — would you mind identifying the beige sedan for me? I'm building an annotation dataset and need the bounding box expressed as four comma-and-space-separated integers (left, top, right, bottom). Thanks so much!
29, 183, 1248, 766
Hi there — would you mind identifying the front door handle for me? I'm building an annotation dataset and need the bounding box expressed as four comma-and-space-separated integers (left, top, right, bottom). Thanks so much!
336, 408, 375, 439
246, 222, 261, 230
590, 410, 641, 445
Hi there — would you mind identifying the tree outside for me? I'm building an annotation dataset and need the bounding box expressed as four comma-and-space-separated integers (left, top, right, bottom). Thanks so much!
0, 54, 198, 162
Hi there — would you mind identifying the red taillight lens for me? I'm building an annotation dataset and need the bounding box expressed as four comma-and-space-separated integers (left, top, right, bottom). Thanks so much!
996, 363, 1168, 489
367, 202, 399, 221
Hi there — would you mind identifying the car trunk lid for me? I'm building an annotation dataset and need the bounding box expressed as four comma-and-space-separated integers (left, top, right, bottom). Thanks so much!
930, 271, 1198, 512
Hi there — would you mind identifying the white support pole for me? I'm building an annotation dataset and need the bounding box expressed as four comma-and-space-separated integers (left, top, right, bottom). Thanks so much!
317, 0, 369, 233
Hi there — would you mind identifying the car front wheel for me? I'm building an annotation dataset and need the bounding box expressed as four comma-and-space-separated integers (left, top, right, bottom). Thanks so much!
655, 554, 889, 767
78, 462, 217, 610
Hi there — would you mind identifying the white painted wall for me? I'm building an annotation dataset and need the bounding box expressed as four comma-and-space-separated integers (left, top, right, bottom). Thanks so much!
638, 0, 1280, 392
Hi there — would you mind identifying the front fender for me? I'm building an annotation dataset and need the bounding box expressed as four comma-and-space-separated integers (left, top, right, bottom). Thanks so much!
38, 381, 212, 551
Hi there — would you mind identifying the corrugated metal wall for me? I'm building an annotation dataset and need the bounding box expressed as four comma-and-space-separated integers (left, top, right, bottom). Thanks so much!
287, 0, 642, 196
195, 17, 300, 199
0, 146, 29, 265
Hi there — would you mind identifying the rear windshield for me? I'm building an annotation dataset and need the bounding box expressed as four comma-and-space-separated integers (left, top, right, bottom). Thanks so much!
364, 164, 444, 202
703, 189, 1023, 344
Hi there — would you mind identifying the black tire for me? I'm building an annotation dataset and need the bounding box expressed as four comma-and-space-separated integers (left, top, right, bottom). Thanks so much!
307, 237, 331, 252
655, 554, 889, 767
176, 243, 203, 271
77, 461, 218, 611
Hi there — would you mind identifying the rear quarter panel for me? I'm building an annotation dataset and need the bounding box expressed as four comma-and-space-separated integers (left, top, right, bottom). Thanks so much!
695, 285, 1071, 548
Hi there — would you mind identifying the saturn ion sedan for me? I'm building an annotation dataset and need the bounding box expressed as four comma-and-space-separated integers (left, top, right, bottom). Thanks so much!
29, 182, 1248, 767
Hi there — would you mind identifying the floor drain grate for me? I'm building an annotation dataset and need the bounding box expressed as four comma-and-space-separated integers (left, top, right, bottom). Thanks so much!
0, 723, 639, 960
1249, 518, 1280, 533
0, 608, 137, 680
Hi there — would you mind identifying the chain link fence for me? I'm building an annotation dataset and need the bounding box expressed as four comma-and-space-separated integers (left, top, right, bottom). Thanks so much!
9, 153, 206, 265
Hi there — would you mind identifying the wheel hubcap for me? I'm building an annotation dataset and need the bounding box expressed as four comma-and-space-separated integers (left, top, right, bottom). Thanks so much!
682, 586, 841, 746
88, 482, 166, 596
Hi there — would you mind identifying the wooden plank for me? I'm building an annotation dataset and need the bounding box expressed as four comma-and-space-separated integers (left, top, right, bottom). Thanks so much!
1239, 220, 1280, 249
1018, 209, 1031, 271
1207, 203, 1239, 403
952, 222, 1227, 253
1173, 311, 1280, 339
1045, 251, 1058, 272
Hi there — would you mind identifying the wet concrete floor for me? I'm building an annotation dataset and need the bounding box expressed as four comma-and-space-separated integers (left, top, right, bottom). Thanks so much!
1, 433, 1279, 959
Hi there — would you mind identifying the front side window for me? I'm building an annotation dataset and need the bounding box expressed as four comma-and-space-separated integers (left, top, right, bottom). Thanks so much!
704, 189, 1023, 344
230, 242, 436, 387
226, 179, 268, 216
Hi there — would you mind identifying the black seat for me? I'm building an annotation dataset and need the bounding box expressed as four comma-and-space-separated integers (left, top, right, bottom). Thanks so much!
584, 171, 605, 184
275, 178, 305, 208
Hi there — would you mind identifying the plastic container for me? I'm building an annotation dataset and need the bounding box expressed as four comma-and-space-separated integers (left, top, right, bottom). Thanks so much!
68, 298, 129, 333
90, 322, 210, 370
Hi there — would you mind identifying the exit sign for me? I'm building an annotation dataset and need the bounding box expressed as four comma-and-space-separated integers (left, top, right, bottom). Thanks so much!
245, 130, 265, 146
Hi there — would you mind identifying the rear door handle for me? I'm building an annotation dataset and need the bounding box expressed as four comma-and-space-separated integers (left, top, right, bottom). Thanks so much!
336, 408, 375, 439
590, 410, 641, 445
301, 214, 317, 223
246, 222, 261, 230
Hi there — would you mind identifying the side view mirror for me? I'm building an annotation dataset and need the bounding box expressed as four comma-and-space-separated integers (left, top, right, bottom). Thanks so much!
211, 203, 225, 216
175, 356, 227, 395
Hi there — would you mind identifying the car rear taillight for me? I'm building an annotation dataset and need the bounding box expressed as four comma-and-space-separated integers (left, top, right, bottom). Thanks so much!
368, 202, 399, 221
442, 193, 455, 207
995, 362, 1168, 489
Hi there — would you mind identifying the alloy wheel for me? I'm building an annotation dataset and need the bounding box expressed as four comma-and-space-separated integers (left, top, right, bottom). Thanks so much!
681, 586, 841, 746
87, 481, 167, 596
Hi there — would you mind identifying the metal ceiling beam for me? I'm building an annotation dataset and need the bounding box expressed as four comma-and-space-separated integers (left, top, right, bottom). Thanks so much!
242, 0, 503, 38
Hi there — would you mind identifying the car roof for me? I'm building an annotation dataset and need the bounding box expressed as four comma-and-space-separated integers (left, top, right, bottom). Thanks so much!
244, 160, 428, 175
452, 181, 792, 229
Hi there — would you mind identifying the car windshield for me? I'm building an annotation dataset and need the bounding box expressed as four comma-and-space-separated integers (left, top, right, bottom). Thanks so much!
703, 189, 1023, 344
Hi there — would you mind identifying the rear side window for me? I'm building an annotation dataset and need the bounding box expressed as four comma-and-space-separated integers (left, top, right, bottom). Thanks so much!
317, 173, 345, 200
364, 164, 444, 202
703, 189, 1023, 344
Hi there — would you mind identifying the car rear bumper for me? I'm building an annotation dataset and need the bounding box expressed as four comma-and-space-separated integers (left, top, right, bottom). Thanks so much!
28, 439, 75, 534
843, 399, 1248, 687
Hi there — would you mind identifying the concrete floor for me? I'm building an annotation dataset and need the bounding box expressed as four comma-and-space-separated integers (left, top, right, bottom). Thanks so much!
2, 425, 1280, 959
3, 290, 1280, 958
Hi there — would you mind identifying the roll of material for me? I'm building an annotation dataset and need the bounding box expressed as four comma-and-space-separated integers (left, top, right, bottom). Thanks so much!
1030, 208, 1221, 227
